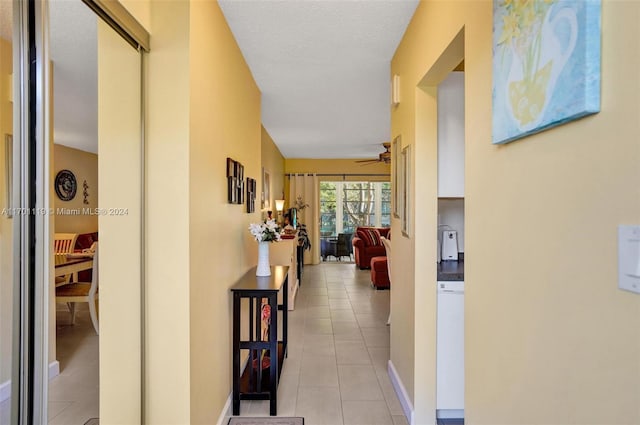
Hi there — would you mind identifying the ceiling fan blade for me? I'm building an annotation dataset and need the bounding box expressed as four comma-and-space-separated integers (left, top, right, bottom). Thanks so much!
355, 159, 380, 163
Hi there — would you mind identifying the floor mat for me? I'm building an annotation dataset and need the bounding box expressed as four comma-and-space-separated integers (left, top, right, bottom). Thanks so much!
228, 417, 304, 425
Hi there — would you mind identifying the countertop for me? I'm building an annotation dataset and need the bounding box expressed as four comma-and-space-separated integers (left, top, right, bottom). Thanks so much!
437, 259, 464, 281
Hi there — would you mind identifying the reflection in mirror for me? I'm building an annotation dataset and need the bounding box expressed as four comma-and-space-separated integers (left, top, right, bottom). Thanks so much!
48, 1, 101, 422
0, 0, 14, 420
48, 1, 143, 423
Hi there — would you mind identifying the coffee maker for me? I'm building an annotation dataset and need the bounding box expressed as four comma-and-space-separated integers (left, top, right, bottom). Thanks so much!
441, 230, 459, 261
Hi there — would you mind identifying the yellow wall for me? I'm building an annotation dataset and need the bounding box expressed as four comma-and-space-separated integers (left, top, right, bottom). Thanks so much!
145, 1, 191, 422
123, 0, 261, 422
188, 1, 261, 423
392, 1, 640, 424
97, 19, 143, 423
52, 144, 98, 234
284, 158, 390, 207
285, 158, 390, 179
261, 125, 285, 212
0, 36, 13, 386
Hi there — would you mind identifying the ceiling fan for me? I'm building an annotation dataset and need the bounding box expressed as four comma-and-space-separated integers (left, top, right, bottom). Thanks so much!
356, 142, 391, 165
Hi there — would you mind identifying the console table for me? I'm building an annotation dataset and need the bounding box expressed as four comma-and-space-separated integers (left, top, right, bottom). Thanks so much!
230, 265, 288, 416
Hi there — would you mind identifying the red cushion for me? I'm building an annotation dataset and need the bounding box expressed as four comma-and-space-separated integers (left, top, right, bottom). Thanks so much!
356, 228, 381, 246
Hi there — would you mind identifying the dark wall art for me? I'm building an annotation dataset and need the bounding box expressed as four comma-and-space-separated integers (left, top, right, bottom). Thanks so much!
246, 177, 256, 213
227, 157, 245, 205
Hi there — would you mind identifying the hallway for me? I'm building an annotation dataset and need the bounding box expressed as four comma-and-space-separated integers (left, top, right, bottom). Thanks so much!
230, 262, 406, 425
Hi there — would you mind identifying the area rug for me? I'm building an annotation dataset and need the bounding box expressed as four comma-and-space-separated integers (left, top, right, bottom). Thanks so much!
228, 417, 304, 425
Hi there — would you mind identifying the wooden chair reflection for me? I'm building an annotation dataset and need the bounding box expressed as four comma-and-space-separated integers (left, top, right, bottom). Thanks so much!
56, 244, 99, 334
54, 233, 78, 254
54, 232, 78, 284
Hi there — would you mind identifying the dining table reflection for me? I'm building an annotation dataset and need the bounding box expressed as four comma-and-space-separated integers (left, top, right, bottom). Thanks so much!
54, 254, 94, 287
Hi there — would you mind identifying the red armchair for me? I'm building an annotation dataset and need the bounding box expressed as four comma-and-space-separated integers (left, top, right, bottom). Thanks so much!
352, 227, 390, 269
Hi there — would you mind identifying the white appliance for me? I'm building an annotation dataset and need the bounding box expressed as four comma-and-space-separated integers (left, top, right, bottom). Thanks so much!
436, 280, 464, 419
441, 230, 459, 261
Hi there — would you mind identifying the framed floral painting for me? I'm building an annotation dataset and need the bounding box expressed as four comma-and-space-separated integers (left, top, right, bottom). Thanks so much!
492, 0, 601, 144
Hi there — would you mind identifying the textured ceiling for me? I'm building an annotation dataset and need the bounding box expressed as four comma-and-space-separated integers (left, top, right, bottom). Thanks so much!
0, 0, 11, 41
50, 0, 98, 154
0, 1, 97, 153
218, 0, 418, 159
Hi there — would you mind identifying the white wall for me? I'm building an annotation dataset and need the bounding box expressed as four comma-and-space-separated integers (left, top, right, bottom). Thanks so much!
437, 72, 464, 198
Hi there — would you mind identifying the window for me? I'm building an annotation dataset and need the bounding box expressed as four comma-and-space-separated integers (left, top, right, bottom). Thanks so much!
320, 182, 337, 237
319, 181, 391, 238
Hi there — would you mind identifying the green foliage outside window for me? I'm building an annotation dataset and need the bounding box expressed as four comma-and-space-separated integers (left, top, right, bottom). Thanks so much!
320, 181, 391, 238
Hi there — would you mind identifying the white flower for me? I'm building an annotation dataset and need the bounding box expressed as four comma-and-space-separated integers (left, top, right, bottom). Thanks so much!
248, 219, 282, 242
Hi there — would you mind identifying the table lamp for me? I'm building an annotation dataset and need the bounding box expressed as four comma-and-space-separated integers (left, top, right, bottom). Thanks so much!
274, 199, 285, 224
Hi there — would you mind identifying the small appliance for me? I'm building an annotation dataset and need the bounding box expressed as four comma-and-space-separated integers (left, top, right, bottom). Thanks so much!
441, 230, 459, 261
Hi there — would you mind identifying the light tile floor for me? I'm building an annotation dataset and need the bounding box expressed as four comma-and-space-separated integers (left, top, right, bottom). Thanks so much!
1, 263, 407, 425
0, 304, 100, 425
48, 304, 100, 424
227, 262, 408, 425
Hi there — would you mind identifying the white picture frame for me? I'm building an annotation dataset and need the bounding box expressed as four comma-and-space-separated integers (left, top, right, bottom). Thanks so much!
401, 144, 411, 237
392, 135, 401, 218
262, 167, 271, 210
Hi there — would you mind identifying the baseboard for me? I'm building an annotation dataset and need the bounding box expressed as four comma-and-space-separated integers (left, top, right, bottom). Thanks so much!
388, 360, 414, 425
0, 379, 10, 403
49, 361, 60, 380
0, 361, 59, 404
215, 392, 232, 425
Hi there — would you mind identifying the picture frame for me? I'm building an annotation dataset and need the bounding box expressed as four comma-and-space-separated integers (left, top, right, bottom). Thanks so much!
492, 0, 601, 144
246, 177, 256, 213
401, 144, 411, 238
228, 176, 237, 204
226, 157, 245, 205
262, 167, 271, 210
226, 157, 234, 177
392, 135, 401, 218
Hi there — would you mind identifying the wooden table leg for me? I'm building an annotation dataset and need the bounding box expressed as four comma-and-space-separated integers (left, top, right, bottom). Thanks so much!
232, 292, 240, 416
269, 292, 278, 416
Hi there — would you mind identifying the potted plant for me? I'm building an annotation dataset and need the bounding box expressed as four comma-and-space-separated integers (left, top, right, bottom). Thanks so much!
293, 196, 311, 252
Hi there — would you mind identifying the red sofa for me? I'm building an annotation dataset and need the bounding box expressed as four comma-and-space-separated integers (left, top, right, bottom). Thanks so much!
74, 232, 98, 281
352, 227, 390, 269
74, 232, 98, 252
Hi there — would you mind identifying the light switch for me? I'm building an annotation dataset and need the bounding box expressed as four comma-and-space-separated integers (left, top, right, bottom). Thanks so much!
618, 225, 640, 294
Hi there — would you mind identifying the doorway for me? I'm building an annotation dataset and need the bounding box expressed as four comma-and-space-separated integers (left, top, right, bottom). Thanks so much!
436, 69, 465, 423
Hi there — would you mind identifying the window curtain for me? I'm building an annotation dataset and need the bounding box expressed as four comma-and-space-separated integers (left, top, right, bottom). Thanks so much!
289, 173, 320, 265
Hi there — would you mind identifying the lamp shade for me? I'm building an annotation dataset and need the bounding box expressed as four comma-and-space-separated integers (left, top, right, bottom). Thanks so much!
274, 199, 285, 212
